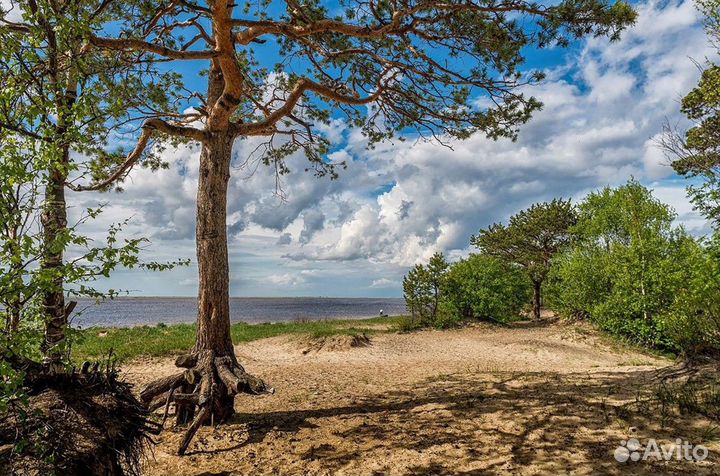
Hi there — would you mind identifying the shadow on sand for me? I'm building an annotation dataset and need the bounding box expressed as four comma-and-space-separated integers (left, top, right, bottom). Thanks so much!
175, 366, 718, 475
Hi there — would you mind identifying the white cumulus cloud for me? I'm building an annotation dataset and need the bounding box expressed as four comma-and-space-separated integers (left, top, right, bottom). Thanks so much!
69, 0, 712, 297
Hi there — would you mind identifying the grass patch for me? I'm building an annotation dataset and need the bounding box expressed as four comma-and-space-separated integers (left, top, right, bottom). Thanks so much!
557, 315, 677, 361
72, 315, 403, 362
394, 315, 424, 332
656, 380, 720, 424
596, 326, 678, 361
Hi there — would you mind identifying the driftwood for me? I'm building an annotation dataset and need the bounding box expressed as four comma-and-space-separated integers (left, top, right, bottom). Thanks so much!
139, 349, 271, 455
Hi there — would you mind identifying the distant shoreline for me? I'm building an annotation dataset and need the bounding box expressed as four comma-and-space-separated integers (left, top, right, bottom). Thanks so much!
71, 295, 403, 300
69, 296, 407, 329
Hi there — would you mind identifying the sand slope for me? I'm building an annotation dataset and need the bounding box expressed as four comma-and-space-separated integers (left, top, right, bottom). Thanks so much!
123, 319, 719, 475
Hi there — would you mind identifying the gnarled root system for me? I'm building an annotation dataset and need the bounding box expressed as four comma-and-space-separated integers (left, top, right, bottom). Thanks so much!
139, 350, 271, 455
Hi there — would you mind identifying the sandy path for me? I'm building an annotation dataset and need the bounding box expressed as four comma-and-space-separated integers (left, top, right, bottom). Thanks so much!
123, 320, 719, 475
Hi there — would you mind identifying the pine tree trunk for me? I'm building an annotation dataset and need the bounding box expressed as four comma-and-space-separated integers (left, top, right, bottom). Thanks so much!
192, 132, 236, 420
41, 155, 68, 366
532, 280, 542, 320
40, 54, 76, 366
140, 64, 269, 457
194, 132, 234, 359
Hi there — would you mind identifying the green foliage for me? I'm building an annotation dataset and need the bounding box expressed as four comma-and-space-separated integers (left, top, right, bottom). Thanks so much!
548, 180, 719, 355
432, 300, 463, 329
0, 188, 190, 342
659, 235, 720, 356
443, 254, 531, 323
545, 247, 607, 319
472, 198, 576, 318
0, 304, 44, 414
0, 139, 43, 333
402, 252, 448, 325
287, 0, 631, 145
0, 0, 185, 185
403, 264, 432, 320
394, 315, 424, 332
402, 252, 530, 327
473, 199, 577, 283
0, 0, 189, 410
664, 0, 720, 227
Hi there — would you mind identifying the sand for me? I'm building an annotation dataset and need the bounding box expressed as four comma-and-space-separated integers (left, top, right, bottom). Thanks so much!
123, 319, 720, 475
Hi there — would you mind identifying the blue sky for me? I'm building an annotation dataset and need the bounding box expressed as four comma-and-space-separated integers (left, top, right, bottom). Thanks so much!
65, 0, 714, 298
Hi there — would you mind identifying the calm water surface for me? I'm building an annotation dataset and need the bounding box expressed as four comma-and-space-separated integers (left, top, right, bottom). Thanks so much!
70, 297, 406, 328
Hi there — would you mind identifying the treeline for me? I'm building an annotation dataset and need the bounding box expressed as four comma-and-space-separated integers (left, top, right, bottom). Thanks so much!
403, 180, 720, 359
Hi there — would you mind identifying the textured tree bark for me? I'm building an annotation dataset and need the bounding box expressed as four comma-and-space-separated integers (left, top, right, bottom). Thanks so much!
40, 154, 68, 367
139, 58, 270, 458
194, 133, 235, 360
192, 132, 236, 420
39, 42, 76, 367
532, 280, 542, 320
192, 37, 235, 365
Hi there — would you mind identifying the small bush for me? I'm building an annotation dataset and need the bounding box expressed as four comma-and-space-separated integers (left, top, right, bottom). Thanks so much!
433, 300, 462, 329
442, 254, 530, 323
395, 315, 423, 332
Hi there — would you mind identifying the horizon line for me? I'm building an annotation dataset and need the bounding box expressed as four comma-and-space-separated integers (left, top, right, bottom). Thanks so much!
74, 295, 404, 300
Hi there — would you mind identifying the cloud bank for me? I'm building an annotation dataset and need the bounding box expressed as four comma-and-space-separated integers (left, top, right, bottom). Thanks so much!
70, 0, 713, 297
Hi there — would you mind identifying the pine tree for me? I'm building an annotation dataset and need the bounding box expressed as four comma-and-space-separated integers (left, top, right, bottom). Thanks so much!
472, 199, 576, 319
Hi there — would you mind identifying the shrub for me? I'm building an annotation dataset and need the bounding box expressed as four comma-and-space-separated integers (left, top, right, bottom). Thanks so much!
548, 180, 720, 355
442, 254, 531, 323
433, 300, 463, 329
402, 252, 448, 325
395, 315, 423, 332
659, 236, 720, 357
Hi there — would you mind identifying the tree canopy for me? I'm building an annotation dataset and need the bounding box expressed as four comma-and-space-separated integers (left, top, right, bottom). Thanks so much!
663, 0, 720, 226
471, 198, 576, 318
80, 0, 638, 175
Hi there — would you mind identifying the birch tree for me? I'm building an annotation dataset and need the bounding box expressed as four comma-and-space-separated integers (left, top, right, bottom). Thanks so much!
0, 0, 184, 366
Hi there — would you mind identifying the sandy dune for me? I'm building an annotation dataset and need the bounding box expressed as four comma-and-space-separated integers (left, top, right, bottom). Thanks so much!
123, 319, 719, 475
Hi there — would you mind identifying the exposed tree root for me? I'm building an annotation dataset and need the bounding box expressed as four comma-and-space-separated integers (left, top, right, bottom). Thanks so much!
139, 350, 271, 455
0, 353, 158, 476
